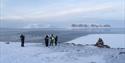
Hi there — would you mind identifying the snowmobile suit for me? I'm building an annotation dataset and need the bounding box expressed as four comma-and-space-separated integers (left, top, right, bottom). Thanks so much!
20, 34, 25, 47
44, 35, 49, 47
95, 38, 104, 47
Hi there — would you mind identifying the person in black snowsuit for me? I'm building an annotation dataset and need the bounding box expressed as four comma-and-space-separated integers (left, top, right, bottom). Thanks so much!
44, 35, 49, 47
95, 38, 104, 47
55, 35, 58, 46
20, 34, 25, 47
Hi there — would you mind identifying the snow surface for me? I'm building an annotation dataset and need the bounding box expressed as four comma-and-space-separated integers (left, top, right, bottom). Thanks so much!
68, 34, 125, 48
0, 42, 125, 63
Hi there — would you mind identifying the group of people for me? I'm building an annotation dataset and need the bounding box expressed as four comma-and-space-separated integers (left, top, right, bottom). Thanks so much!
20, 34, 109, 48
44, 34, 58, 47
20, 34, 58, 47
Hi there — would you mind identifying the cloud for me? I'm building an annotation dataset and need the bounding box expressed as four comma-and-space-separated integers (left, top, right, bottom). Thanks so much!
0, 3, 113, 20
23, 24, 61, 28
32, 5, 112, 18
23, 24, 40, 28
0, 0, 124, 28
0, 16, 23, 20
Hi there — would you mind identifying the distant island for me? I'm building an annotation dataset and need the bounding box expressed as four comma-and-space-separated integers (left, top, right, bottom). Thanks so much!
71, 24, 111, 28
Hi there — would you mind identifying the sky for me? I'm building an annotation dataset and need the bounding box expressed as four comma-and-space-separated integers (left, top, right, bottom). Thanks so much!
0, 0, 125, 28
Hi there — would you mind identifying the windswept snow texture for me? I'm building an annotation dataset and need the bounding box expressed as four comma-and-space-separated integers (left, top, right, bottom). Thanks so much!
0, 42, 125, 63
68, 34, 125, 48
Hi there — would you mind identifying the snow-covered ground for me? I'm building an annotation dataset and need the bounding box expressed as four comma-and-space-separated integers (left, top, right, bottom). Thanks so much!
0, 34, 125, 63
0, 42, 125, 63
68, 34, 125, 48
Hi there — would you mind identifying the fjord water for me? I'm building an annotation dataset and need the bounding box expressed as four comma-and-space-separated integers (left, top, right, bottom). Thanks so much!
0, 28, 125, 43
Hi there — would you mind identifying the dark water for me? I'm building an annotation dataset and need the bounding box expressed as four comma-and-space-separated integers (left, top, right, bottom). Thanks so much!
0, 28, 124, 43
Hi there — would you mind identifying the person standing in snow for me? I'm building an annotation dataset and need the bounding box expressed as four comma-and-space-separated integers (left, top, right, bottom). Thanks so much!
20, 34, 25, 47
55, 35, 58, 46
44, 35, 49, 47
50, 34, 55, 46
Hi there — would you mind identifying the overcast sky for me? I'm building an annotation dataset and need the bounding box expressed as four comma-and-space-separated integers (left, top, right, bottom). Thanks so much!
0, 0, 124, 28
